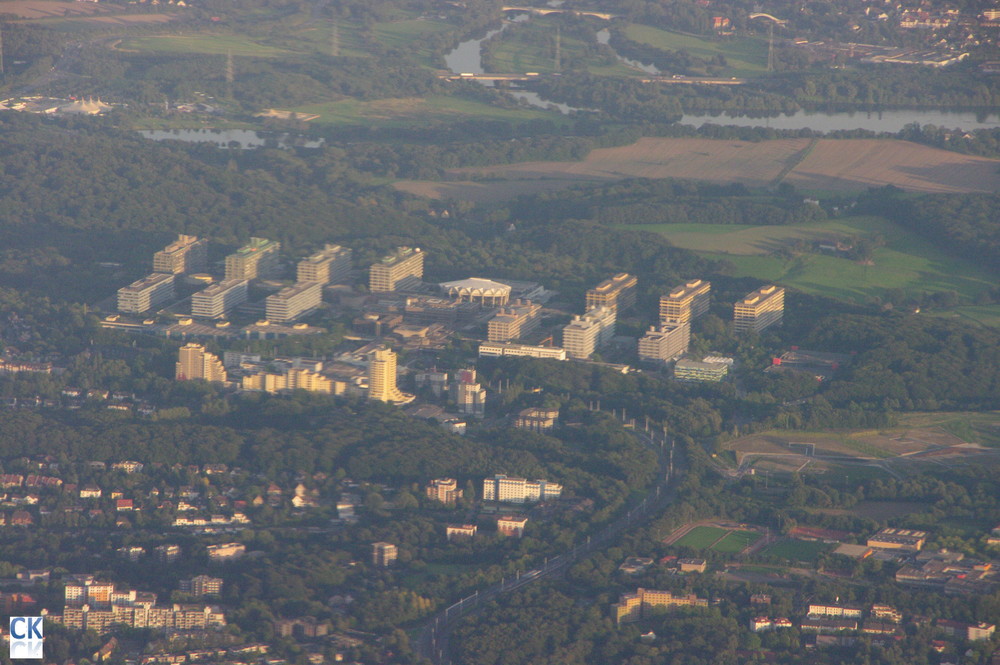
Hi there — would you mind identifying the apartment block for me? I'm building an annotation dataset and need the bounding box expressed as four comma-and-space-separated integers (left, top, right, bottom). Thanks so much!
297, 244, 352, 285
452, 368, 486, 417
612, 588, 708, 624
175, 343, 227, 383
497, 515, 528, 537
638, 322, 690, 365
225, 237, 281, 281
478, 342, 567, 360
586, 273, 637, 313
487, 300, 542, 342
153, 234, 208, 275
265, 281, 322, 322
369, 246, 423, 292
733, 285, 785, 335
425, 478, 463, 506
179, 575, 223, 597
242, 367, 335, 394
482, 474, 562, 504
368, 347, 410, 404
808, 604, 864, 618
117, 273, 175, 314
191, 279, 248, 319
515, 407, 559, 432
372, 542, 397, 567
659, 279, 711, 325
562, 306, 615, 359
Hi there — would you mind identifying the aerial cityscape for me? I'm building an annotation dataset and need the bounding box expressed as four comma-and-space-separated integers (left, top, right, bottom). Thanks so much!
0, 0, 997, 663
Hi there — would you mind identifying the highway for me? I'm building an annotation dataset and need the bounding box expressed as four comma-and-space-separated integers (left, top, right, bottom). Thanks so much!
416, 424, 680, 664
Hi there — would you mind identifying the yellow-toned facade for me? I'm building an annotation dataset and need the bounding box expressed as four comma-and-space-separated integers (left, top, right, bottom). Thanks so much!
242, 368, 338, 394
586, 273, 637, 313
733, 285, 785, 335
612, 588, 709, 624
660, 279, 711, 325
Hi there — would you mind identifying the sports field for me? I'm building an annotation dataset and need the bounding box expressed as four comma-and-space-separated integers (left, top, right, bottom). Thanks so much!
712, 530, 762, 554
675, 525, 729, 549
624, 24, 768, 77
622, 215, 998, 307
759, 539, 832, 563
120, 34, 290, 57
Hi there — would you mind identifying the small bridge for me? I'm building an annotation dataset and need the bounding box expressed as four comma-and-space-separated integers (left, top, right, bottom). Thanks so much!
502, 5, 619, 20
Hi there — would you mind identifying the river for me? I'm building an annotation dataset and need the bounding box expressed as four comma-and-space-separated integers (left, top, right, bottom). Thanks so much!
448, 20, 1000, 131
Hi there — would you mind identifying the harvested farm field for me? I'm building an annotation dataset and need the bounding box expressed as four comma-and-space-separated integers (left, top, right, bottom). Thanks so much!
393, 137, 1000, 200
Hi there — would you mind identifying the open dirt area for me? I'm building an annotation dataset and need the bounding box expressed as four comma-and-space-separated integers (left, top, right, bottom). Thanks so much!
394, 137, 1000, 200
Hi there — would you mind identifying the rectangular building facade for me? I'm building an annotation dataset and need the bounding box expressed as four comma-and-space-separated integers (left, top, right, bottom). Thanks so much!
562, 306, 615, 359
191, 279, 248, 319
153, 234, 208, 275
372, 542, 397, 567
660, 279, 711, 325
266, 281, 323, 322
225, 237, 281, 281
478, 342, 567, 360
297, 244, 352, 285
117, 273, 175, 314
733, 285, 785, 335
638, 322, 690, 365
482, 474, 562, 504
369, 247, 423, 292
674, 358, 729, 382
487, 300, 542, 342
612, 588, 708, 624
586, 273, 637, 313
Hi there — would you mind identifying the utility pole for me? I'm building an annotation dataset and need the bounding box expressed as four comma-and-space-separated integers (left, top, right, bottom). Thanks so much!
554, 26, 561, 71
767, 23, 774, 72
225, 50, 234, 99
0, 25, 5, 76
330, 21, 340, 57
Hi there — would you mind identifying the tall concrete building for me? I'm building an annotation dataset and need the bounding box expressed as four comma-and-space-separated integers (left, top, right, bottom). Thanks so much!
369, 246, 423, 292
487, 300, 542, 342
153, 234, 208, 275
225, 237, 281, 281
586, 273, 637, 313
242, 367, 335, 394
660, 279, 711, 325
191, 279, 248, 319
562, 306, 615, 359
367, 347, 410, 404
733, 285, 785, 334
372, 542, 397, 567
451, 368, 486, 418
425, 478, 463, 506
297, 244, 352, 285
117, 273, 175, 314
175, 343, 227, 383
265, 281, 322, 322
638, 322, 690, 365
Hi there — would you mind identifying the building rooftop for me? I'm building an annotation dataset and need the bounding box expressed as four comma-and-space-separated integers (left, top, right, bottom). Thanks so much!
121, 273, 174, 291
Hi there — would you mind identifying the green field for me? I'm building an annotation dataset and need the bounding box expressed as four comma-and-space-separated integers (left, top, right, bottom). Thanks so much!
290, 94, 560, 126
712, 530, 762, 554
487, 18, 642, 77
372, 18, 455, 65
620, 216, 999, 311
121, 34, 290, 57
675, 525, 729, 549
759, 538, 832, 563
898, 411, 1000, 448
624, 24, 768, 77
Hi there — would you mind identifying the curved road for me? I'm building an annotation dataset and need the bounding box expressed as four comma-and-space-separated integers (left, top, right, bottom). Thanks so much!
416, 427, 680, 664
